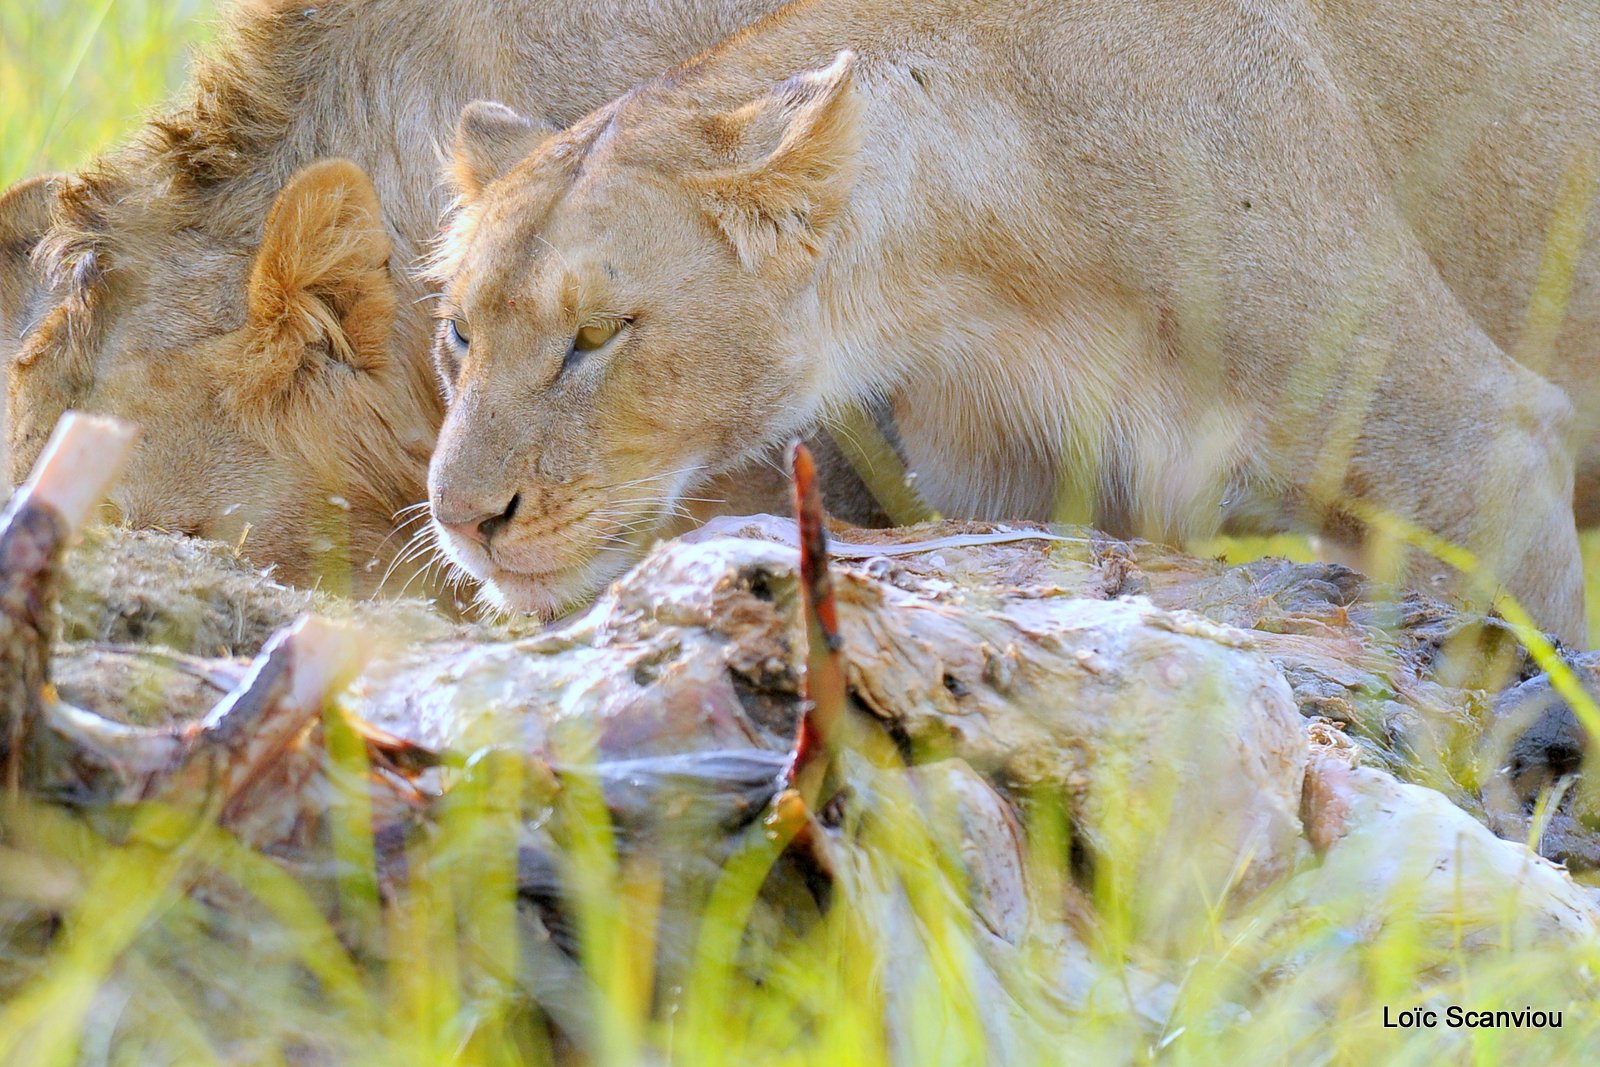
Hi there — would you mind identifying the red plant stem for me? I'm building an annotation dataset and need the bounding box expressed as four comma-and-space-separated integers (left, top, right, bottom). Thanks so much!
785, 442, 849, 806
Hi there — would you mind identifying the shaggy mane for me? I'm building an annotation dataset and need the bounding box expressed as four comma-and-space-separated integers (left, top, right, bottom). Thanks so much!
140, 0, 314, 188
34, 0, 355, 293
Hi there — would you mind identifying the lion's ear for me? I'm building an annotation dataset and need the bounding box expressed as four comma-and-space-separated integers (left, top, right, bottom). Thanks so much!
451, 101, 555, 198
0, 174, 61, 343
238, 158, 394, 408
689, 50, 861, 271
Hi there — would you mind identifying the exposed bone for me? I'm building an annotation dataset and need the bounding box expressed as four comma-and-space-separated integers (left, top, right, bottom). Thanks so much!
0, 412, 138, 796
0, 414, 373, 817
13, 413, 139, 533
160, 616, 370, 818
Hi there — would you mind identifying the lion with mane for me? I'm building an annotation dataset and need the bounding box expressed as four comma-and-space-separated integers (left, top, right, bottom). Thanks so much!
0, 0, 866, 597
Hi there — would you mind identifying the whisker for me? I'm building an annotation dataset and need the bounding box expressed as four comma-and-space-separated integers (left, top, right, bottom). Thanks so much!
396, 530, 456, 600
377, 525, 439, 594
609, 463, 709, 491
372, 510, 433, 557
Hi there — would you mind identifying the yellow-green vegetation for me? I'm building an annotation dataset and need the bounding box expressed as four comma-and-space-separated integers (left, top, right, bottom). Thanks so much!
4, 3, 1600, 1065
1, 726, 1599, 1066
0, 0, 212, 187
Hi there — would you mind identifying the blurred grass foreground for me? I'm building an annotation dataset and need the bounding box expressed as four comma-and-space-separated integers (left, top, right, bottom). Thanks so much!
3, 2, 1600, 1065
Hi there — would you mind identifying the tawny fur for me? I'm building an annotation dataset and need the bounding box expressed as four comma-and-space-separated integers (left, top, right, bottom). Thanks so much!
429, 0, 1600, 641
0, 0, 794, 594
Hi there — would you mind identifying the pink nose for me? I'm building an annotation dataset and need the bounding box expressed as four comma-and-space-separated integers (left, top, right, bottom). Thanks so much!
433, 490, 519, 547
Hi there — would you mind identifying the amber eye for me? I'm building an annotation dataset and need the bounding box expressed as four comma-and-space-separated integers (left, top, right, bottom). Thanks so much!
447, 318, 471, 348
573, 319, 623, 353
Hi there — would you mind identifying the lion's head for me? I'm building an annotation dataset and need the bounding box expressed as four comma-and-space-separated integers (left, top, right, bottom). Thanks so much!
428, 54, 862, 615
1, 159, 440, 595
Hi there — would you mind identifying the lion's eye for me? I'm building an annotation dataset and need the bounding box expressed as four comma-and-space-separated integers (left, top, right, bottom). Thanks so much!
573, 320, 623, 354
448, 318, 471, 348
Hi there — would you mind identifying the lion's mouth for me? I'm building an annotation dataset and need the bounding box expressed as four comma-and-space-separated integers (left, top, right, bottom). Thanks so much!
429, 473, 700, 616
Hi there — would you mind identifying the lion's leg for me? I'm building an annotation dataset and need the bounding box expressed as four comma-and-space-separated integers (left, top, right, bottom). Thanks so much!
1331, 358, 1584, 645
1311, 293, 1588, 649
1161, 24, 1590, 644
1226, 222, 1588, 642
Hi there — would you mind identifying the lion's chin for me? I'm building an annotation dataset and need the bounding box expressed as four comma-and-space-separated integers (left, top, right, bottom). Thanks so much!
436, 527, 640, 619
473, 563, 620, 619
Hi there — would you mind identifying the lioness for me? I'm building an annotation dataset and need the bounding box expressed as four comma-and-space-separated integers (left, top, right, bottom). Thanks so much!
427, 0, 1600, 642
2, 0, 868, 596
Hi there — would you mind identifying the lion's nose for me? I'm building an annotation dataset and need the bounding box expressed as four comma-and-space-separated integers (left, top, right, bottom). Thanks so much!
434, 490, 520, 546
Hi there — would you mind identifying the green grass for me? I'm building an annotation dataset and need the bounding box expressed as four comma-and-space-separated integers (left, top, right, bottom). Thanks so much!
0, 0, 211, 188
2, 699, 1599, 1066
4, 3, 1600, 1065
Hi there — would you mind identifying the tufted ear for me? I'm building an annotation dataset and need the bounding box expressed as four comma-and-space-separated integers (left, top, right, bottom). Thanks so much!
451, 101, 556, 199
0, 174, 62, 345
689, 51, 862, 271
236, 158, 395, 410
